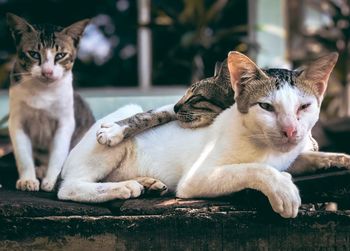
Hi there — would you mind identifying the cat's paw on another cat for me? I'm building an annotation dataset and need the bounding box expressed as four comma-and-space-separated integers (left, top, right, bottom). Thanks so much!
96, 123, 126, 147
265, 171, 301, 218
16, 178, 40, 191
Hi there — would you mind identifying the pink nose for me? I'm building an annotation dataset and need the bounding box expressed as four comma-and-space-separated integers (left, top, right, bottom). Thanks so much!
42, 69, 53, 78
282, 126, 297, 139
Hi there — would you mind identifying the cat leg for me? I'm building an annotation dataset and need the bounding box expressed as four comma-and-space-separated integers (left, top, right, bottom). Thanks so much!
9, 119, 39, 191
97, 104, 176, 146
41, 120, 75, 192
134, 177, 168, 195
288, 151, 350, 175
58, 179, 145, 203
35, 165, 47, 180
177, 164, 301, 218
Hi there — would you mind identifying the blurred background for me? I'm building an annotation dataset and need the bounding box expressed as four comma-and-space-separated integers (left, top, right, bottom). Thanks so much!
0, 0, 350, 154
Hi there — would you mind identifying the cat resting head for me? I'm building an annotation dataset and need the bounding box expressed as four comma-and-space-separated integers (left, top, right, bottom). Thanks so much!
227, 51, 338, 152
174, 59, 234, 128
7, 13, 89, 84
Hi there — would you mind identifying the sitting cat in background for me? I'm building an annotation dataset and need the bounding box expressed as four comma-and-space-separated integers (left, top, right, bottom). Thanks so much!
7, 13, 95, 192
58, 51, 342, 218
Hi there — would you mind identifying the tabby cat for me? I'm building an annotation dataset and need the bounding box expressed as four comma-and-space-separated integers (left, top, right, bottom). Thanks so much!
58, 51, 350, 218
7, 13, 95, 192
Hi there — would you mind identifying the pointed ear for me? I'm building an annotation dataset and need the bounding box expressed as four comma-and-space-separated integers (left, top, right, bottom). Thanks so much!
300, 52, 338, 99
61, 19, 90, 46
227, 51, 268, 95
6, 13, 36, 43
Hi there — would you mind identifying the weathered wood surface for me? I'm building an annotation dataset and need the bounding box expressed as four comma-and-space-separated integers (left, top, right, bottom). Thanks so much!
2, 152, 350, 250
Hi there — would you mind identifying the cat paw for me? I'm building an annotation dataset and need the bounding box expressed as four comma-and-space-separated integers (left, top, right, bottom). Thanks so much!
16, 178, 40, 191
40, 177, 57, 192
266, 171, 301, 218
329, 153, 350, 168
114, 180, 144, 199
96, 123, 126, 147
135, 177, 168, 195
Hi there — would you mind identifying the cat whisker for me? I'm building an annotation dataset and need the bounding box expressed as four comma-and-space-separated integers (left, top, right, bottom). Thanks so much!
10, 72, 32, 76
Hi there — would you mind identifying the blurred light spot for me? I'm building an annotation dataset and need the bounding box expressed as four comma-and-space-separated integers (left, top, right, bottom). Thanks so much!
116, 0, 129, 11
155, 14, 173, 25
337, 39, 346, 50
259, 24, 286, 38
308, 43, 322, 53
94, 14, 111, 26
110, 35, 120, 47
304, 4, 332, 32
337, 19, 349, 29
78, 24, 112, 65
119, 45, 136, 59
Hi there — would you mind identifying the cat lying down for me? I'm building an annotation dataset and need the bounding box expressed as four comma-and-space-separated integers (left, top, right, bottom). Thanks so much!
58, 51, 350, 218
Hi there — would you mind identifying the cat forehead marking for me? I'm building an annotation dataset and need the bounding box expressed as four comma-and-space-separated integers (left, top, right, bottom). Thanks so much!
263, 68, 298, 89
237, 68, 315, 113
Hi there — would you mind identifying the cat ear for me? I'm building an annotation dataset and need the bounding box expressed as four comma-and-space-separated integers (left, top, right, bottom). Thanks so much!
227, 51, 268, 95
299, 52, 338, 99
6, 13, 36, 44
62, 19, 90, 46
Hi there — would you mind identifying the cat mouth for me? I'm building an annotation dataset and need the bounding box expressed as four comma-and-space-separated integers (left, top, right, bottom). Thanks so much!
37, 76, 57, 84
272, 138, 299, 151
176, 113, 214, 128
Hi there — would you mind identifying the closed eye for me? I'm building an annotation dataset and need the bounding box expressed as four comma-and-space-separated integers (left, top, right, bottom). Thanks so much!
299, 103, 311, 111
55, 52, 67, 61
185, 95, 203, 104
28, 51, 41, 60
258, 102, 275, 112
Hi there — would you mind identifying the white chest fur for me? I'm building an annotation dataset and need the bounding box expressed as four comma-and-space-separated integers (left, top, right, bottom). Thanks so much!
9, 72, 74, 118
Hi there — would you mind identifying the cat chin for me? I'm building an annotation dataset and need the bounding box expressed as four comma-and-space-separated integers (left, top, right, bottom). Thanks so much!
176, 115, 214, 128
177, 118, 212, 128
36, 76, 60, 84
271, 141, 299, 153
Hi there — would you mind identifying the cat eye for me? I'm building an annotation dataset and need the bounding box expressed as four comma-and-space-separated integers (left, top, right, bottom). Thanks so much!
186, 95, 203, 104
258, 102, 275, 112
55, 53, 67, 61
28, 51, 41, 60
299, 103, 311, 111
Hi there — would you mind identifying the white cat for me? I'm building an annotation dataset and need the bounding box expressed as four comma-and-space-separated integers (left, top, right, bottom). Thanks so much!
58, 51, 342, 218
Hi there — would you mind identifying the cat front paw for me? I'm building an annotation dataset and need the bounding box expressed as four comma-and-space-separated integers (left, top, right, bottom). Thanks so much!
16, 178, 40, 191
40, 177, 57, 192
114, 180, 145, 199
96, 123, 126, 147
266, 171, 301, 218
135, 177, 168, 196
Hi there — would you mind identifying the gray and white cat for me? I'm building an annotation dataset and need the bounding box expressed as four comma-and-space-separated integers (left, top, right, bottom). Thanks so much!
57, 51, 348, 218
7, 13, 95, 192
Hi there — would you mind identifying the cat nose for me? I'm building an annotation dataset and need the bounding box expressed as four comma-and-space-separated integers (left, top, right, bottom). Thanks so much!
281, 126, 297, 139
42, 69, 53, 78
174, 103, 182, 113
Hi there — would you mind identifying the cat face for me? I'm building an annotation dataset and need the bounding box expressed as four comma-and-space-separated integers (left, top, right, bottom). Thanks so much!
227, 51, 338, 152
174, 60, 234, 128
7, 13, 89, 84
